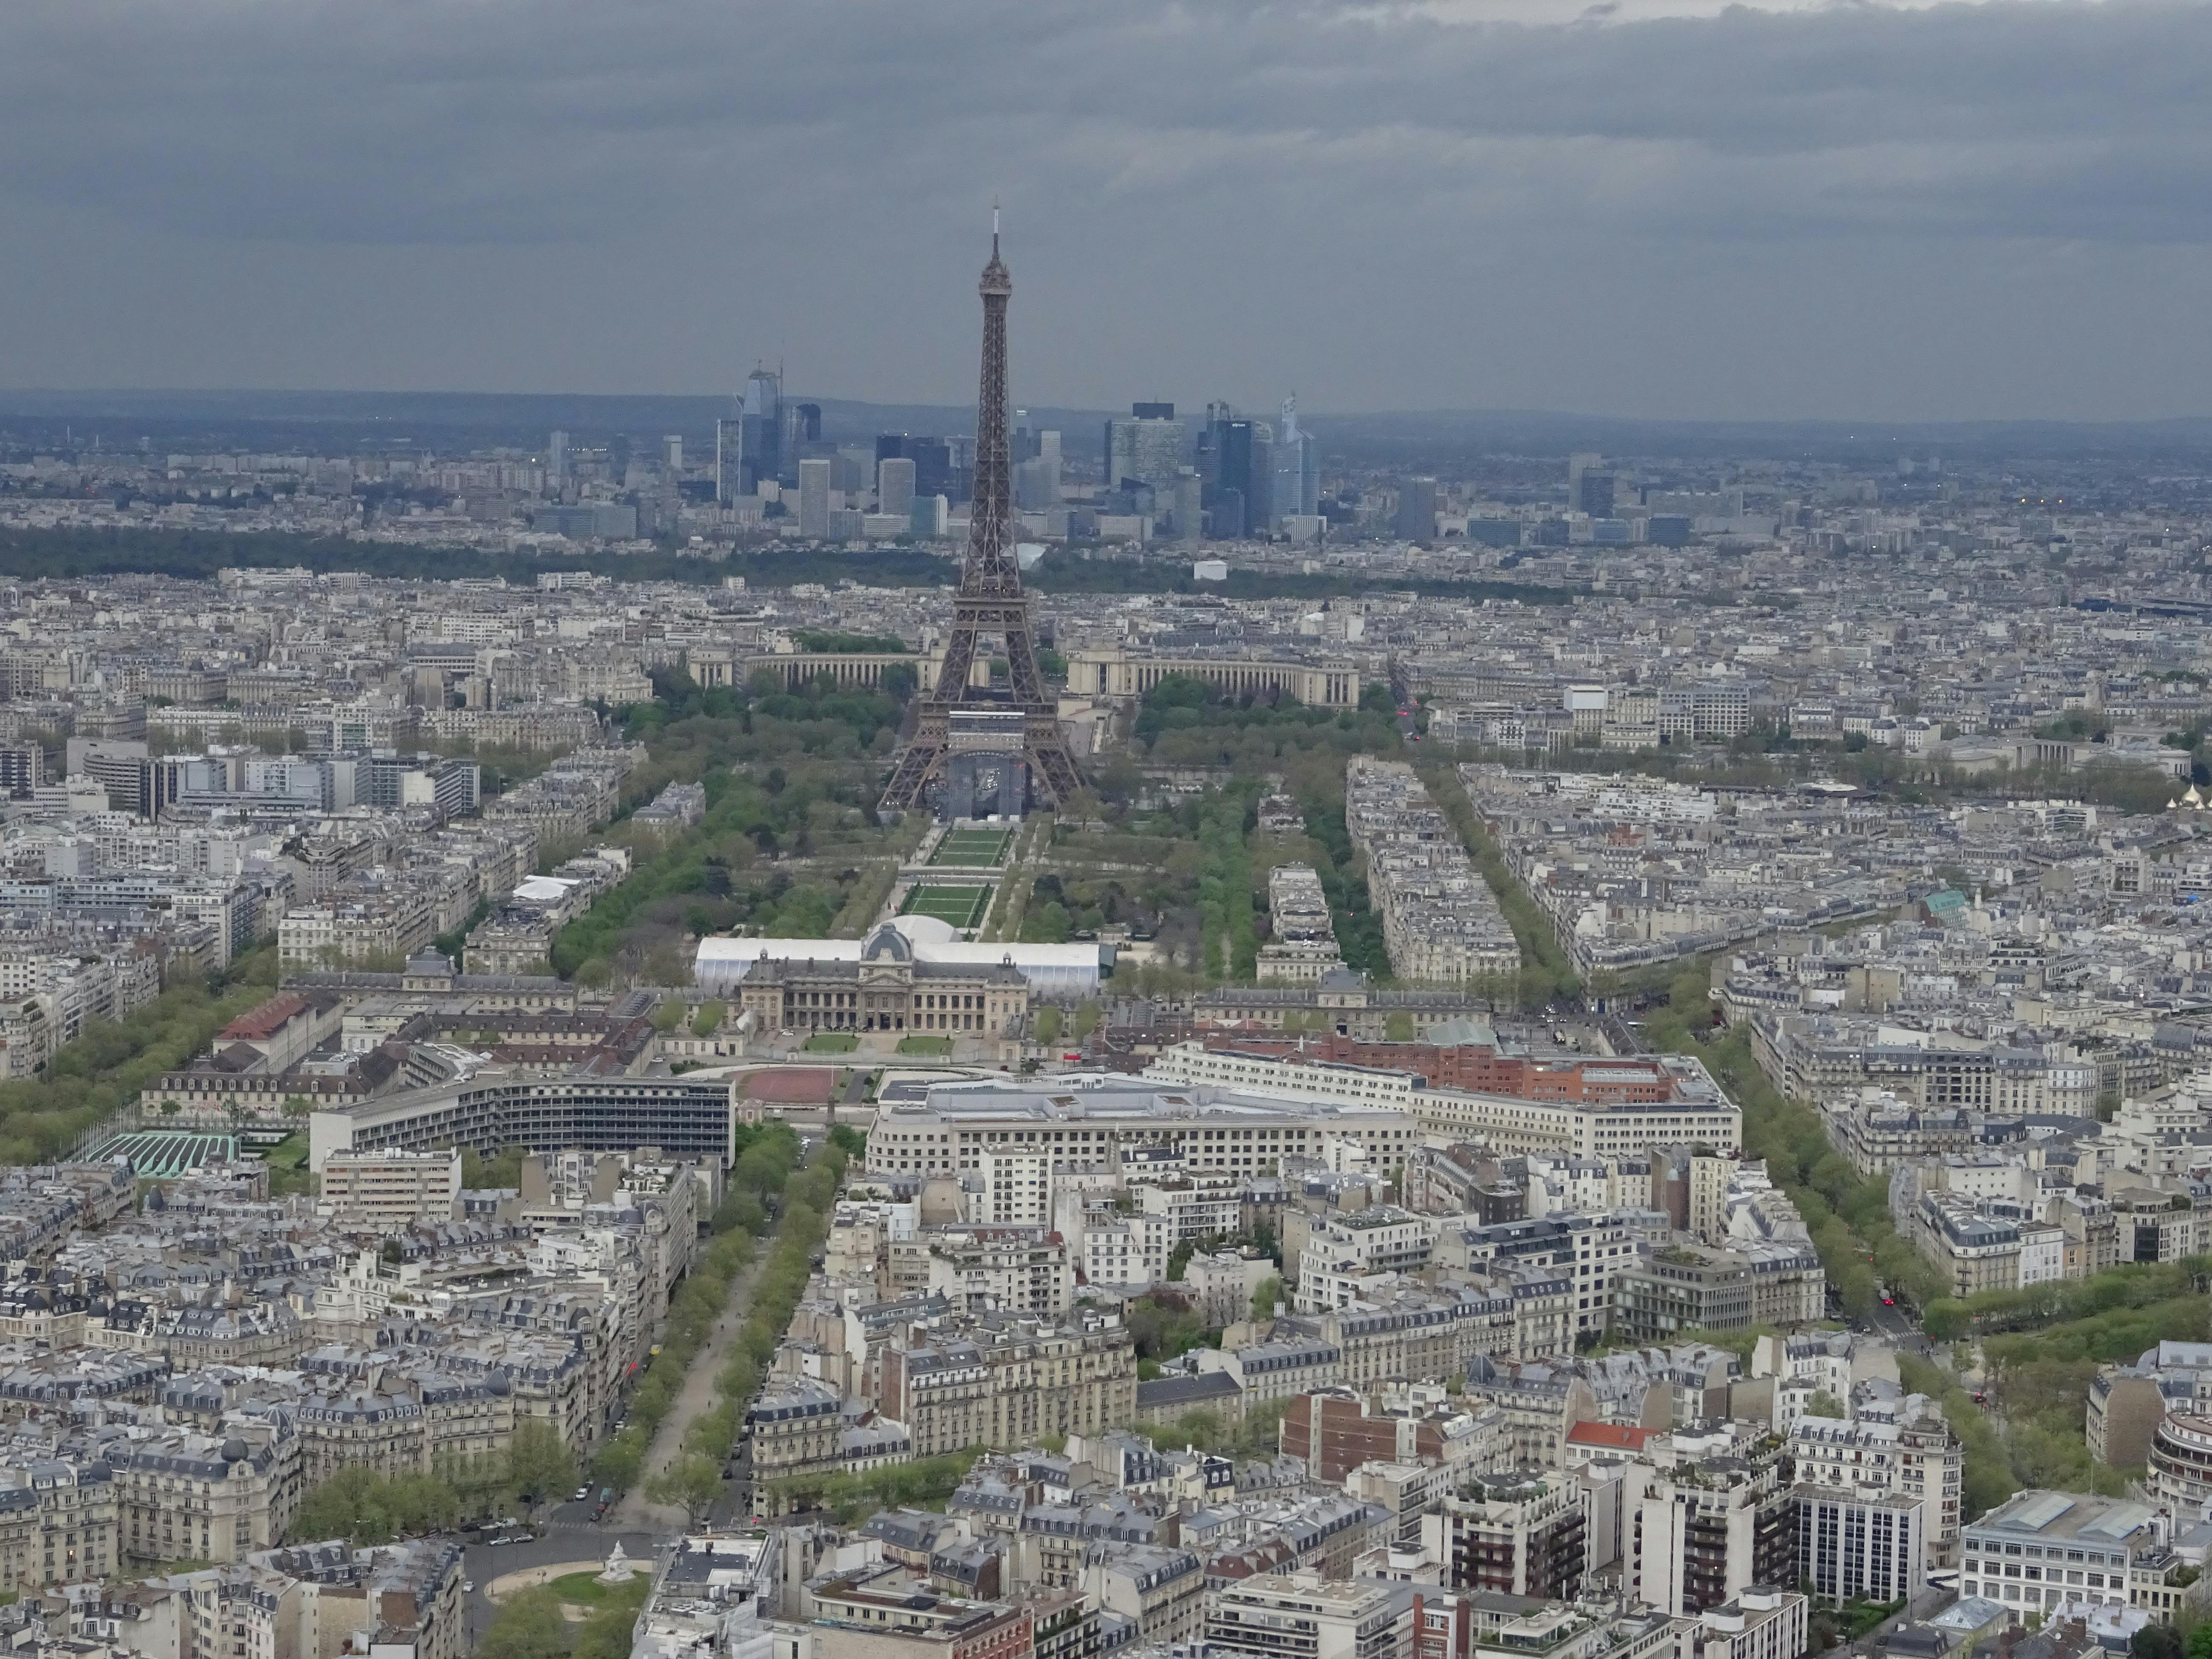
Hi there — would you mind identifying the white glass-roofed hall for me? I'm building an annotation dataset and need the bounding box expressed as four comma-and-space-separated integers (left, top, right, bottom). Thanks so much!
693, 917, 1108, 1000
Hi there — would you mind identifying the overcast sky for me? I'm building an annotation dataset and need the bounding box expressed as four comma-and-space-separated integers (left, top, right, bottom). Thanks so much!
3, 0, 2209, 422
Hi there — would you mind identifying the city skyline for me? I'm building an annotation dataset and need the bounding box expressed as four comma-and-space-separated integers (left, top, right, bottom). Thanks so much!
7, 0, 2212, 422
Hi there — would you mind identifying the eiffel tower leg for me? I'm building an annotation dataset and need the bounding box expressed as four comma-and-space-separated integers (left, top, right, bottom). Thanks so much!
879, 736, 946, 811
1004, 619, 1050, 707
882, 709, 951, 812
937, 626, 980, 700
1024, 714, 1083, 808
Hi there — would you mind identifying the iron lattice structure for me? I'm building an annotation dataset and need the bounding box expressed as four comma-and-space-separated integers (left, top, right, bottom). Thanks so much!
879, 228, 1084, 812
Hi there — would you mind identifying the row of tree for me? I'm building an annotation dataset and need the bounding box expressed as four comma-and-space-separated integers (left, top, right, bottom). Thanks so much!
1197, 789, 1261, 981
0, 527, 1586, 613
264, 1109, 844, 1554
1126, 676, 1412, 779
769, 1447, 981, 1523
284, 1420, 577, 1543
1639, 962, 2208, 1519
586, 1122, 808, 1498
636, 1130, 856, 1521
0, 944, 279, 1164
1417, 763, 1582, 1007
1632, 961, 1944, 1322
1027, 1004, 1100, 1048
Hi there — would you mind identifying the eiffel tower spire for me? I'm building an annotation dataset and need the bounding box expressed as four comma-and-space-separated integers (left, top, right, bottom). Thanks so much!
879, 218, 1084, 815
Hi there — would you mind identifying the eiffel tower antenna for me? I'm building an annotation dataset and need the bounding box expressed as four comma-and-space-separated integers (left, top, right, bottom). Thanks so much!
879, 212, 1084, 816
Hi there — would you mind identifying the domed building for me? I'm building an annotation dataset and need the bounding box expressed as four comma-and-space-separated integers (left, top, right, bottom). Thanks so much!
695, 914, 1106, 1001
728, 922, 1030, 1040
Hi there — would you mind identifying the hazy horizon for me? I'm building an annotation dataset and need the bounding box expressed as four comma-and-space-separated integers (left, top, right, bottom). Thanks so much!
12, 386, 2212, 437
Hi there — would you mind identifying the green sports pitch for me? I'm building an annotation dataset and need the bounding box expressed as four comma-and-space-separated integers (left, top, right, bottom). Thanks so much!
902, 883, 994, 929
89, 1129, 239, 1179
929, 827, 1015, 867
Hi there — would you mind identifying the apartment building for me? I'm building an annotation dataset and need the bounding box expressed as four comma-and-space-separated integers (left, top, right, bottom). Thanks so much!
1611, 1246, 1755, 1342
1912, 1193, 2023, 1298
320, 1147, 461, 1226
878, 1312, 1137, 1457
1086, 1546, 1204, 1646
870, 1078, 1420, 1177
1281, 1387, 1508, 1485
1960, 1490, 2173, 1620
0, 1455, 117, 1591
1671, 1590, 1809, 1659
105, 1424, 296, 1565
1261, 865, 1346, 985
2087, 1341, 2212, 1469
1794, 1486, 1927, 1607
1634, 1436, 1797, 1617
748, 1376, 844, 1514
1298, 1208, 1440, 1312
807, 1563, 1036, 1659
1345, 757, 1518, 984
1790, 1408, 1965, 1561
1144, 1044, 1741, 1162
925, 1229, 1071, 1317
1422, 1472, 1586, 1601
1207, 1575, 1413, 1659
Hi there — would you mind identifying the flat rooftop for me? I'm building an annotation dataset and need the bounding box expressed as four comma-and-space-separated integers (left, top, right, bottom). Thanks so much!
881, 1081, 1415, 1125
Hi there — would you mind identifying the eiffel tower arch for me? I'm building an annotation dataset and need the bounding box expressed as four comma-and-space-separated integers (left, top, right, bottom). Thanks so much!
879, 221, 1084, 817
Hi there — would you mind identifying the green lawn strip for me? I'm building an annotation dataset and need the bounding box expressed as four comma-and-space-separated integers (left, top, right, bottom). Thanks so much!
547, 1572, 618, 1607
928, 829, 1014, 867
802, 1032, 859, 1053
902, 884, 993, 928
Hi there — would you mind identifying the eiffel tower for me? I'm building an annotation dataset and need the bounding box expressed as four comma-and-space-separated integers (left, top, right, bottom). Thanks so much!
879, 216, 1083, 814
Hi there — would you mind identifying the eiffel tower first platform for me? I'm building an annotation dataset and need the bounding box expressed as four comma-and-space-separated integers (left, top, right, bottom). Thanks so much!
878, 220, 1083, 817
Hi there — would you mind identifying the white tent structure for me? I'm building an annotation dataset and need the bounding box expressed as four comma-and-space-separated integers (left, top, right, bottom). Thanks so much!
693, 917, 1108, 999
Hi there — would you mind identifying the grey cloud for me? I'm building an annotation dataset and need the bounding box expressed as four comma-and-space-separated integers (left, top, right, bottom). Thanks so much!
5, 0, 2212, 417
6, 0, 2212, 247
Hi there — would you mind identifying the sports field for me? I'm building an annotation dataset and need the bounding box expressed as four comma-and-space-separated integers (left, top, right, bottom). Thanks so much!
930, 826, 1015, 867
744, 1067, 839, 1102
90, 1129, 239, 1179
902, 883, 994, 930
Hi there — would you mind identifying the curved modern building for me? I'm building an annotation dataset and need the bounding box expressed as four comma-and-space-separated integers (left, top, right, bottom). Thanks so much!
309, 1072, 739, 1173
2148, 1412, 2212, 1515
